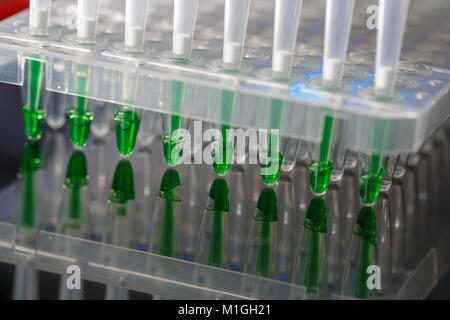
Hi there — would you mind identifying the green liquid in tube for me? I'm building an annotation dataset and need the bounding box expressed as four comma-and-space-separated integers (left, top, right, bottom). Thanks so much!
360, 154, 385, 206
310, 116, 334, 195
23, 60, 46, 140
115, 109, 141, 156
213, 90, 235, 176
163, 81, 186, 166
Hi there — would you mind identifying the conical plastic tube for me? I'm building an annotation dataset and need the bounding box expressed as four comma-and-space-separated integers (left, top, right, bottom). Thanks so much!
29, 0, 51, 36
272, 0, 303, 79
125, 0, 149, 51
222, 0, 251, 70
173, 0, 199, 59
375, 0, 410, 97
323, 0, 355, 88
77, 0, 101, 43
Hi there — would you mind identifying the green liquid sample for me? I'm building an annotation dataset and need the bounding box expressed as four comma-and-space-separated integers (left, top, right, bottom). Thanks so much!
212, 141, 234, 176
304, 230, 320, 294
309, 116, 335, 195
68, 109, 93, 147
208, 210, 223, 267
160, 197, 175, 257
163, 134, 185, 166
115, 109, 141, 156
360, 167, 385, 206
354, 239, 372, 299
162, 81, 186, 166
22, 105, 46, 141
213, 90, 235, 175
309, 161, 333, 195
256, 221, 271, 278
21, 173, 35, 229
260, 152, 284, 185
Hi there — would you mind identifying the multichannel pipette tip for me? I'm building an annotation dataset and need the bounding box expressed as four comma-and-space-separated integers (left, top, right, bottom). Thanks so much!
208, 178, 229, 212
172, 0, 199, 59
125, 0, 149, 51
20, 141, 42, 174
109, 160, 135, 204
255, 188, 277, 222
29, 0, 51, 36
159, 168, 180, 199
354, 206, 377, 246
304, 197, 327, 233
64, 151, 88, 189
76, 0, 100, 43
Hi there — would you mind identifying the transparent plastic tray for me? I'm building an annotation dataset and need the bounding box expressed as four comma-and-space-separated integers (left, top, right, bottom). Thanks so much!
0, 0, 448, 154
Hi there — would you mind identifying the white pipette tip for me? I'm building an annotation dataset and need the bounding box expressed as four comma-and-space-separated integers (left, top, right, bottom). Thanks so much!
323, 58, 344, 87
172, 0, 199, 60
272, 0, 303, 80
76, 0, 101, 43
29, 0, 52, 36
222, 0, 251, 70
125, 0, 149, 52
322, 0, 355, 88
375, 0, 410, 98
173, 33, 192, 58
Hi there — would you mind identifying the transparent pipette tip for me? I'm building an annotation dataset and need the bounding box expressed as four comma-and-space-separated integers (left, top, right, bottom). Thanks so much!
29, 0, 51, 36
222, 0, 251, 70
125, 0, 149, 52
374, 0, 410, 98
114, 106, 141, 157
76, 0, 101, 43
272, 0, 303, 79
159, 168, 180, 199
172, 0, 199, 59
322, 0, 355, 89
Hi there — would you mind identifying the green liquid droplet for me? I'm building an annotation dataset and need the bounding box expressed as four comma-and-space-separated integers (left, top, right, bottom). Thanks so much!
115, 109, 141, 157
68, 110, 93, 147
163, 134, 185, 166
22, 105, 46, 140
359, 168, 385, 206
260, 152, 283, 185
309, 161, 333, 195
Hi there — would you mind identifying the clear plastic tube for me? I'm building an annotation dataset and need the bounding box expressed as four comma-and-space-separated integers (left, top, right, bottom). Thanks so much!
77, 0, 101, 43
125, 0, 149, 51
323, 0, 355, 88
375, 0, 410, 97
272, 0, 303, 79
173, 0, 199, 59
29, 0, 51, 36
222, 0, 251, 70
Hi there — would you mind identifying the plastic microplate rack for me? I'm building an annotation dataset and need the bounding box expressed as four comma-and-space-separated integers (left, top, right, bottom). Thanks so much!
0, 0, 448, 155
0, 0, 449, 300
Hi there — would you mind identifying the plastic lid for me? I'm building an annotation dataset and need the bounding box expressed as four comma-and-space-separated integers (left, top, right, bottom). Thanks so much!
303, 197, 327, 233
109, 160, 135, 204
64, 151, 88, 189
159, 168, 180, 199
208, 178, 229, 212
19, 141, 42, 174
354, 206, 377, 246
255, 188, 277, 222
